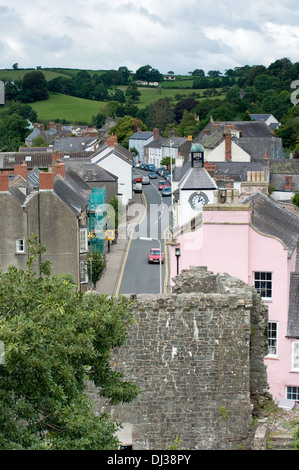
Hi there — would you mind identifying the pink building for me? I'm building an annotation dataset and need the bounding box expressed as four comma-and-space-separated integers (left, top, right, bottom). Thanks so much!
169, 186, 299, 404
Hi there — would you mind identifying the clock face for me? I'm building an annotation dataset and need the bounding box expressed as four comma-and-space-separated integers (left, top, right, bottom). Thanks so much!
189, 192, 208, 210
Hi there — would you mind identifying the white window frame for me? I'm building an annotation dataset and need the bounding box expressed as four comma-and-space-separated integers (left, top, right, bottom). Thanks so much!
16, 239, 25, 253
286, 386, 299, 402
80, 260, 88, 284
253, 271, 273, 300
79, 228, 88, 253
291, 341, 299, 372
267, 322, 278, 357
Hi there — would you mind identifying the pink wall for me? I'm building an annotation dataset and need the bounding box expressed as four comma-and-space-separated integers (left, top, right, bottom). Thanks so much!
170, 207, 299, 401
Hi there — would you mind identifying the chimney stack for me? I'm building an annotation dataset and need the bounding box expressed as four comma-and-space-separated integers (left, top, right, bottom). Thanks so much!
153, 128, 159, 139
39, 172, 54, 190
285, 175, 292, 191
225, 132, 232, 161
14, 163, 27, 180
0, 174, 9, 192
53, 162, 65, 179
107, 134, 117, 147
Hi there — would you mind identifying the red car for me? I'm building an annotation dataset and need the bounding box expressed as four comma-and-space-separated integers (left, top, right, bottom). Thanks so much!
158, 180, 168, 190
135, 175, 142, 183
148, 248, 164, 264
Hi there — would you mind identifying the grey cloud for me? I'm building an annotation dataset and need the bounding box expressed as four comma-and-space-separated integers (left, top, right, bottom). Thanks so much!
25, 34, 73, 54
64, 15, 93, 29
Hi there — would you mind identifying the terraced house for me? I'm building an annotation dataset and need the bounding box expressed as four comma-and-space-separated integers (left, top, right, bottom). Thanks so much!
0, 162, 95, 289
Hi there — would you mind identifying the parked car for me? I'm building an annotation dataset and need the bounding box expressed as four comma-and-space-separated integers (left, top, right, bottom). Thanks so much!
134, 182, 142, 193
149, 172, 157, 179
148, 164, 156, 172
162, 187, 172, 197
158, 180, 168, 190
142, 176, 150, 185
148, 248, 164, 264
134, 174, 142, 183
143, 164, 150, 171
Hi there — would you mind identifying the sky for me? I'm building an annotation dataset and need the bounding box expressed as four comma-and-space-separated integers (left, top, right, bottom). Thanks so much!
0, 0, 299, 75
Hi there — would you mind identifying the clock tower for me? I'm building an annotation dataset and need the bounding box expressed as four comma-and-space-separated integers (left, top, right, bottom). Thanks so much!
178, 143, 217, 225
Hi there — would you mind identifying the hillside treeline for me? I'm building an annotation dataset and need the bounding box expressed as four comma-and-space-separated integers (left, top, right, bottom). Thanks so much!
1, 58, 299, 154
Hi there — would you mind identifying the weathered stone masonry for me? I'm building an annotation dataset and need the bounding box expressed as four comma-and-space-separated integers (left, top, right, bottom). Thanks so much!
88, 267, 269, 450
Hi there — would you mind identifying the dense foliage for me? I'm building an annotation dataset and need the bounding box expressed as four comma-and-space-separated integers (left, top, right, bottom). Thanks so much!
1, 58, 299, 153
0, 103, 36, 151
0, 236, 140, 450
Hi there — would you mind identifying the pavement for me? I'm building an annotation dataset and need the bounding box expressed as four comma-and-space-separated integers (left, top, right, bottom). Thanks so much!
95, 193, 145, 296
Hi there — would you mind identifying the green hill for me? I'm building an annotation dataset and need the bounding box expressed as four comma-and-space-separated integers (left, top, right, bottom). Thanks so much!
30, 93, 105, 123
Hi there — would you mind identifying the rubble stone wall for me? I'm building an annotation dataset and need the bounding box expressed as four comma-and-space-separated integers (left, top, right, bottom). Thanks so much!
87, 267, 269, 450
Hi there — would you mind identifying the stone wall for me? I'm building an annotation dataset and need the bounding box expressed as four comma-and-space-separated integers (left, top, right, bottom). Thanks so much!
88, 266, 269, 450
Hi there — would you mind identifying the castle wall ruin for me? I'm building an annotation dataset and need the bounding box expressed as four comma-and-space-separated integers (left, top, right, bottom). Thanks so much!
88, 267, 269, 450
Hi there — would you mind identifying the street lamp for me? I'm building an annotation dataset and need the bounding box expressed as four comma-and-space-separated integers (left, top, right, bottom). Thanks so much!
175, 247, 181, 275
139, 237, 162, 294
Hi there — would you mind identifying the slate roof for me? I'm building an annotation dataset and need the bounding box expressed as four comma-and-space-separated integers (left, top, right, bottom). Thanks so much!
129, 131, 153, 140
173, 162, 191, 182
144, 135, 167, 149
214, 161, 266, 182
241, 192, 299, 258
0, 152, 53, 169
8, 185, 26, 205
249, 114, 280, 129
235, 137, 283, 162
179, 166, 218, 191
270, 159, 299, 174
200, 130, 224, 149
162, 137, 190, 148
76, 163, 117, 182
53, 136, 96, 152
198, 120, 275, 140
53, 171, 91, 217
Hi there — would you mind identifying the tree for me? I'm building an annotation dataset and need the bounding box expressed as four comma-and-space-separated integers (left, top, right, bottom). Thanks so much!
20, 71, 48, 103
160, 156, 175, 168
0, 235, 139, 450
125, 82, 141, 102
32, 135, 49, 147
0, 113, 29, 151
91, 112, 106, 129
107, 195, 125, 231
292, 191, 299, 207
86, 250, 106, 288
192, 69, 205, 77
147, 98, 174, 132
109, 116, 147, 147
173, 98, 199, 123
135, 65, 163, 82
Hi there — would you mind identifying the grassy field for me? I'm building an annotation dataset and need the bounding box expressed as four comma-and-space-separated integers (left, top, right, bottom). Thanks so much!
28, 89, 225, 124
0, 69, 71, 82
30, 93, 105, 123
0, 68, 226, 124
